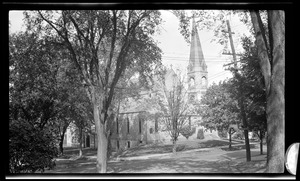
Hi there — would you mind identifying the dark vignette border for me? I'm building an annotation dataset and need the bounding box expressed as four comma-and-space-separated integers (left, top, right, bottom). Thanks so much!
3, 0, 296, 179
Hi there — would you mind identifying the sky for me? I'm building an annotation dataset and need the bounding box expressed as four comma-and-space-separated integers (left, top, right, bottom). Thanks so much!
9, 10, 251, 86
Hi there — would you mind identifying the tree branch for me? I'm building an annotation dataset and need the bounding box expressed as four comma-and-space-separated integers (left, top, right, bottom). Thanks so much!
105, 10, 117, 86
249, 11, 271, 95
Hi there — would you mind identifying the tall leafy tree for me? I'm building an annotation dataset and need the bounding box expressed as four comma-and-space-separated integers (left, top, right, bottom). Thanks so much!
9, 28, 94, 172
25, 10, 162, 173
51, 49, 92, 155
9, 32, 60, 173
199, 81, 240, 149
238, 36, 267, 155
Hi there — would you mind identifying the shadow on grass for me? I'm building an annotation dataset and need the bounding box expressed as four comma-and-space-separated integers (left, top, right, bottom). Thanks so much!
119, 144, 186, 158
109, 156, 266, 173
48, 154, 266, 173
198, 139, 238, 148
47, 142, 266, 173
119, 139, 243, 158
46, 160, 97, 173
59, 148, 97, 158
221, 144, 256, 151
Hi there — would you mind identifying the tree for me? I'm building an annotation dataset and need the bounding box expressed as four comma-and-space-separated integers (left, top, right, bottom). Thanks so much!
71, 107, 89, 157
249, 11, 285, 172
25, 10, 162, 173
9, 32, 60, 173
199, 81, 240, 149
155, 69, 190, 153
52, 53, 90, 155
238, 36, 267, 155
55, 112, 72, 155
9, 28, 94, 171
180, 126, 196, 140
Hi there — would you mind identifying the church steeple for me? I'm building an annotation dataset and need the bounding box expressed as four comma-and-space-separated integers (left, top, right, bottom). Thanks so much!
188, 18, 207, 73
187, 17, 208, 102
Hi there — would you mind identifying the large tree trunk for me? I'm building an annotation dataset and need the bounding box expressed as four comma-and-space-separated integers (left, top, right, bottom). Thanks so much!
97, 121, 108, 173
91, 87, 108, 173
266, 10, 285, 173
250, 10, 285, 173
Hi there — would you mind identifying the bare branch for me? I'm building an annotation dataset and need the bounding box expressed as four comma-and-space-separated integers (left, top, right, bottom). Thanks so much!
38, 11, 65, 39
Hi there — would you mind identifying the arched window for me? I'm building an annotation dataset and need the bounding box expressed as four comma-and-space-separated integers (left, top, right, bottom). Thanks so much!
189, 77, 195, 87
201, 76, 207, 86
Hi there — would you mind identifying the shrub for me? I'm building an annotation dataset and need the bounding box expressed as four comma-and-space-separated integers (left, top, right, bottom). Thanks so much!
180, 126, 196, 140
217, 129, 228, 138
196, 128, 205, 139
9, 120, 58, 173
232, 130, 245, 140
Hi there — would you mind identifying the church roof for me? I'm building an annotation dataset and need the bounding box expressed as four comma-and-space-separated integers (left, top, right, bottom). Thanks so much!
188, 18, 207, 72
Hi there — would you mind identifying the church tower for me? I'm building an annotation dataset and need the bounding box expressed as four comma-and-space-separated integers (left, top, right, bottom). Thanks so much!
187, 18, 208, 102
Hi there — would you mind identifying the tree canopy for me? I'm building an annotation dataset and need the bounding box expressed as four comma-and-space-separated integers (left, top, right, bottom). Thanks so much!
24, 10, 164, 173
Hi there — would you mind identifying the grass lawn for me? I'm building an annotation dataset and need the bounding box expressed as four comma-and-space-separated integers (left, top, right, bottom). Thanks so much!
59, 138, 258, 159
116, 138, 256, 158
46, 138, 266, 173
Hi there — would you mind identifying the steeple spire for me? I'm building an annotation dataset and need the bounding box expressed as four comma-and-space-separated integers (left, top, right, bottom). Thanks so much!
188, 17, 207, 73
187, 17, 208, 102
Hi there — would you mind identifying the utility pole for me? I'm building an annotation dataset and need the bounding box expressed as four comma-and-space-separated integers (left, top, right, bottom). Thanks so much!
224, 20, 237, 68
222, 21, 243, 67
223, 19, 251, 161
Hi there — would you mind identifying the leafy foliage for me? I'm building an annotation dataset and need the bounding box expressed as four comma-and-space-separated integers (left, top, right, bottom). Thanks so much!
173, 10, 235, 47
199, 35, 267, 142
228, 36, 267, 134
9, 117, 58, 173
180, 126, 196, 140
9, 32, 60, 173
9, 30, 91, 171
199, 81, 239, 133
196, 128, 205, 140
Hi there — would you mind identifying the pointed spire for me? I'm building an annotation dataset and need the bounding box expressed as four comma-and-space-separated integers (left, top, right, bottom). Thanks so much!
188, 17, 207, 73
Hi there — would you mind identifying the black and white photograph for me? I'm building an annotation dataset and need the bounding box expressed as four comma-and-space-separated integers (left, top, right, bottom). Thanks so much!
6, 2, 296, 179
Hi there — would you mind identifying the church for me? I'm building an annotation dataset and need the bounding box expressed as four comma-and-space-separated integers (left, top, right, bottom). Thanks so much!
63, 18, 219, 150
108, 18, 218, 151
